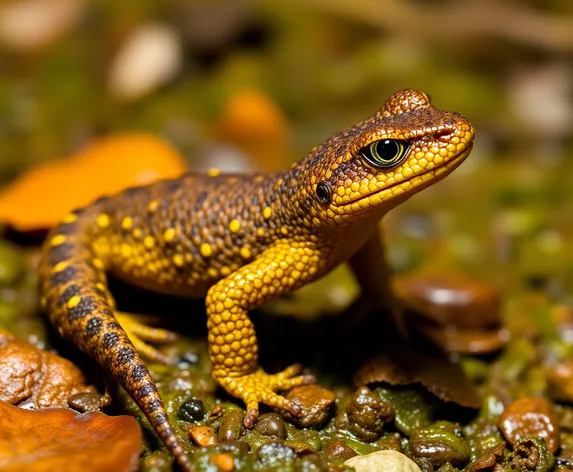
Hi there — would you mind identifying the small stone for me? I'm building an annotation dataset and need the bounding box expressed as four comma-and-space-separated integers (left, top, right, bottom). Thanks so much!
499, 397, 560, 453
189, 425, 217, 447
547, 359, 573, 403
283, 385, 336, 429
108, 23, 182, 101
345, 386, 394, 442
322, 440, 358, 462
344, 450, 422, 472
67, 391, 110, 412
410, 421, 470, 467
394, 272, 502, 330
210, 453, 235, 471
218, 410, 244, 443
178, 398, 205, 422
254, 413, 286, 440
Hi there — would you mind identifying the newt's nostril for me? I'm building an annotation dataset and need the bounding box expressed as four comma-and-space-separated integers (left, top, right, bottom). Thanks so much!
435, 128, 454, 142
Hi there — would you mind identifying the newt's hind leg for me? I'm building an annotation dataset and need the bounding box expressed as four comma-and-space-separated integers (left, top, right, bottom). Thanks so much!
115, 312, 178, 364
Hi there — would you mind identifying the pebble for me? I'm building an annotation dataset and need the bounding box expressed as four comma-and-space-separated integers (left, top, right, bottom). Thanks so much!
322, 440, 358, 462
547, 359, 573, 403
394, 272, 501, 330
178, 398, 205, 422
108, 23, 182, 101
499, 397, 560, 453
189, 425, 217, 447
253, 413, 286, 440
218, 409, 244, 443
410, 421, 470, 467
344, 450, 422, 472
210, 453, 235, 471
283, 385, 336, 429
0, 0, 86, 51
394, 272, 505, 354
345, 386, 394, 442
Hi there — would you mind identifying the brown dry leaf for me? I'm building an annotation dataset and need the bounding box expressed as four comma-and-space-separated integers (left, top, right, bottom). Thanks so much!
0, 400, 141, 472
0, 330, 98, 409
354, 343, 481, 409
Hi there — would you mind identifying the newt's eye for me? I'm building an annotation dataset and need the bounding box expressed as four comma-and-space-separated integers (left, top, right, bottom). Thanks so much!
316, 181, 332, 204
360, 139, 410, 168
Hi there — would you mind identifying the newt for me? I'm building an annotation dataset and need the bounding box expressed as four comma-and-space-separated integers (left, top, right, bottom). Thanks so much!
39, 89, 474, 471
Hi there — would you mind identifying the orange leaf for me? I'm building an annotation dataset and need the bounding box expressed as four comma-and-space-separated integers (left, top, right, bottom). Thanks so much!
0, 133, 187, 231
0, 400, 142, 472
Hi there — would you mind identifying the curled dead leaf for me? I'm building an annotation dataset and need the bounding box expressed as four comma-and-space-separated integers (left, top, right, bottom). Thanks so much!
0, 400, 141, 472
354, 343, 481, 409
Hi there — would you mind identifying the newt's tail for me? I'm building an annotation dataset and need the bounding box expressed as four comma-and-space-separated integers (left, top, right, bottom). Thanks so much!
39, 208, 194, 472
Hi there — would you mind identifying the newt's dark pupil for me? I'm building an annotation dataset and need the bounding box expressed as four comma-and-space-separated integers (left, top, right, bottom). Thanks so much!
375, 140, 398, 162
360, 139, 409, 168
316, 181, 332, 204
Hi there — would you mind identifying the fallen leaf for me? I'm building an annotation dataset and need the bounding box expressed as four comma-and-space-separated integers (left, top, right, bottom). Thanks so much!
0, 330, 100, 409
0, 133, 187, 231
354, 343, 481, 409
0, 400, 141, 472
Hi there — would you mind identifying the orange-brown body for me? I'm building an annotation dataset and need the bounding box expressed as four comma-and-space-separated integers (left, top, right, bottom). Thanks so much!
39, 90, 474, 471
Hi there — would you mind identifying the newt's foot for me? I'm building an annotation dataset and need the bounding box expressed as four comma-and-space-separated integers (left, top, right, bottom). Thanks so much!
216, 364, 315, 428
115, 312, 178, 364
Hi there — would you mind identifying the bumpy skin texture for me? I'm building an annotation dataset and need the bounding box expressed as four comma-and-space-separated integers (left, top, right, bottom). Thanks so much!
38, 90, 474, 471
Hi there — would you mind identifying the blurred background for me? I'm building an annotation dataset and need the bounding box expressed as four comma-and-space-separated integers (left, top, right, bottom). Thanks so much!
1, 0, 573, 296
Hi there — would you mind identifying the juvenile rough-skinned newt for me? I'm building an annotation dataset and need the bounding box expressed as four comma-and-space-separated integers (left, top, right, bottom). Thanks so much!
39, 89, 475, 471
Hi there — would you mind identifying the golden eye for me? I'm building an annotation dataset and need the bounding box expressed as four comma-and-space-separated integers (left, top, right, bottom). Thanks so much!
361, 139, 410, 168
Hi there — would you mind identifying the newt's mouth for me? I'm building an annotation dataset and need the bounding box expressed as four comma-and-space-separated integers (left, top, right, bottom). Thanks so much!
333, 143, 473, 212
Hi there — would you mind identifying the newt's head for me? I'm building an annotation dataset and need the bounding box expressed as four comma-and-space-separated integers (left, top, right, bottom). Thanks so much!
297, 89, 474, 226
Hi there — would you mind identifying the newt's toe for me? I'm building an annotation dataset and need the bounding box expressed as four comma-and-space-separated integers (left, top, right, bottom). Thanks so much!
216, 364, 315, 429
116, 312, 177, 364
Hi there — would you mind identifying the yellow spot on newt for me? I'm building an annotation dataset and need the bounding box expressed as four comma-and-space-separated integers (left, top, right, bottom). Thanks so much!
256, 228, 265, 237
121, 244, 132, 258
220, 266, 231, 276
97, 214, 110, 228
133, 228, 142, 238
93, 258, 104, 269
207, 168, 221, 177
164, 228, 176, 242
144, 236, 155, 249
147, 200, 159, 212
53, 261, 69, 273
121, 217, 133, 230
173, 254, 184, 267
240, 247, 251, 259
62, 213, 77, 224
229, 219, 241, 233
67, 295, 81, 309
263, 207, 272, 219
280, 227, 288, 236
208, 268, 218, 278
200, 243, 212, 258
50, 234, 67, 246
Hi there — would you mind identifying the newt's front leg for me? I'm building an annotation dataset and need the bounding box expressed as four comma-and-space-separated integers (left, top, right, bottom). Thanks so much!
206, 243, 317, 428
348, 225, 406, 335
